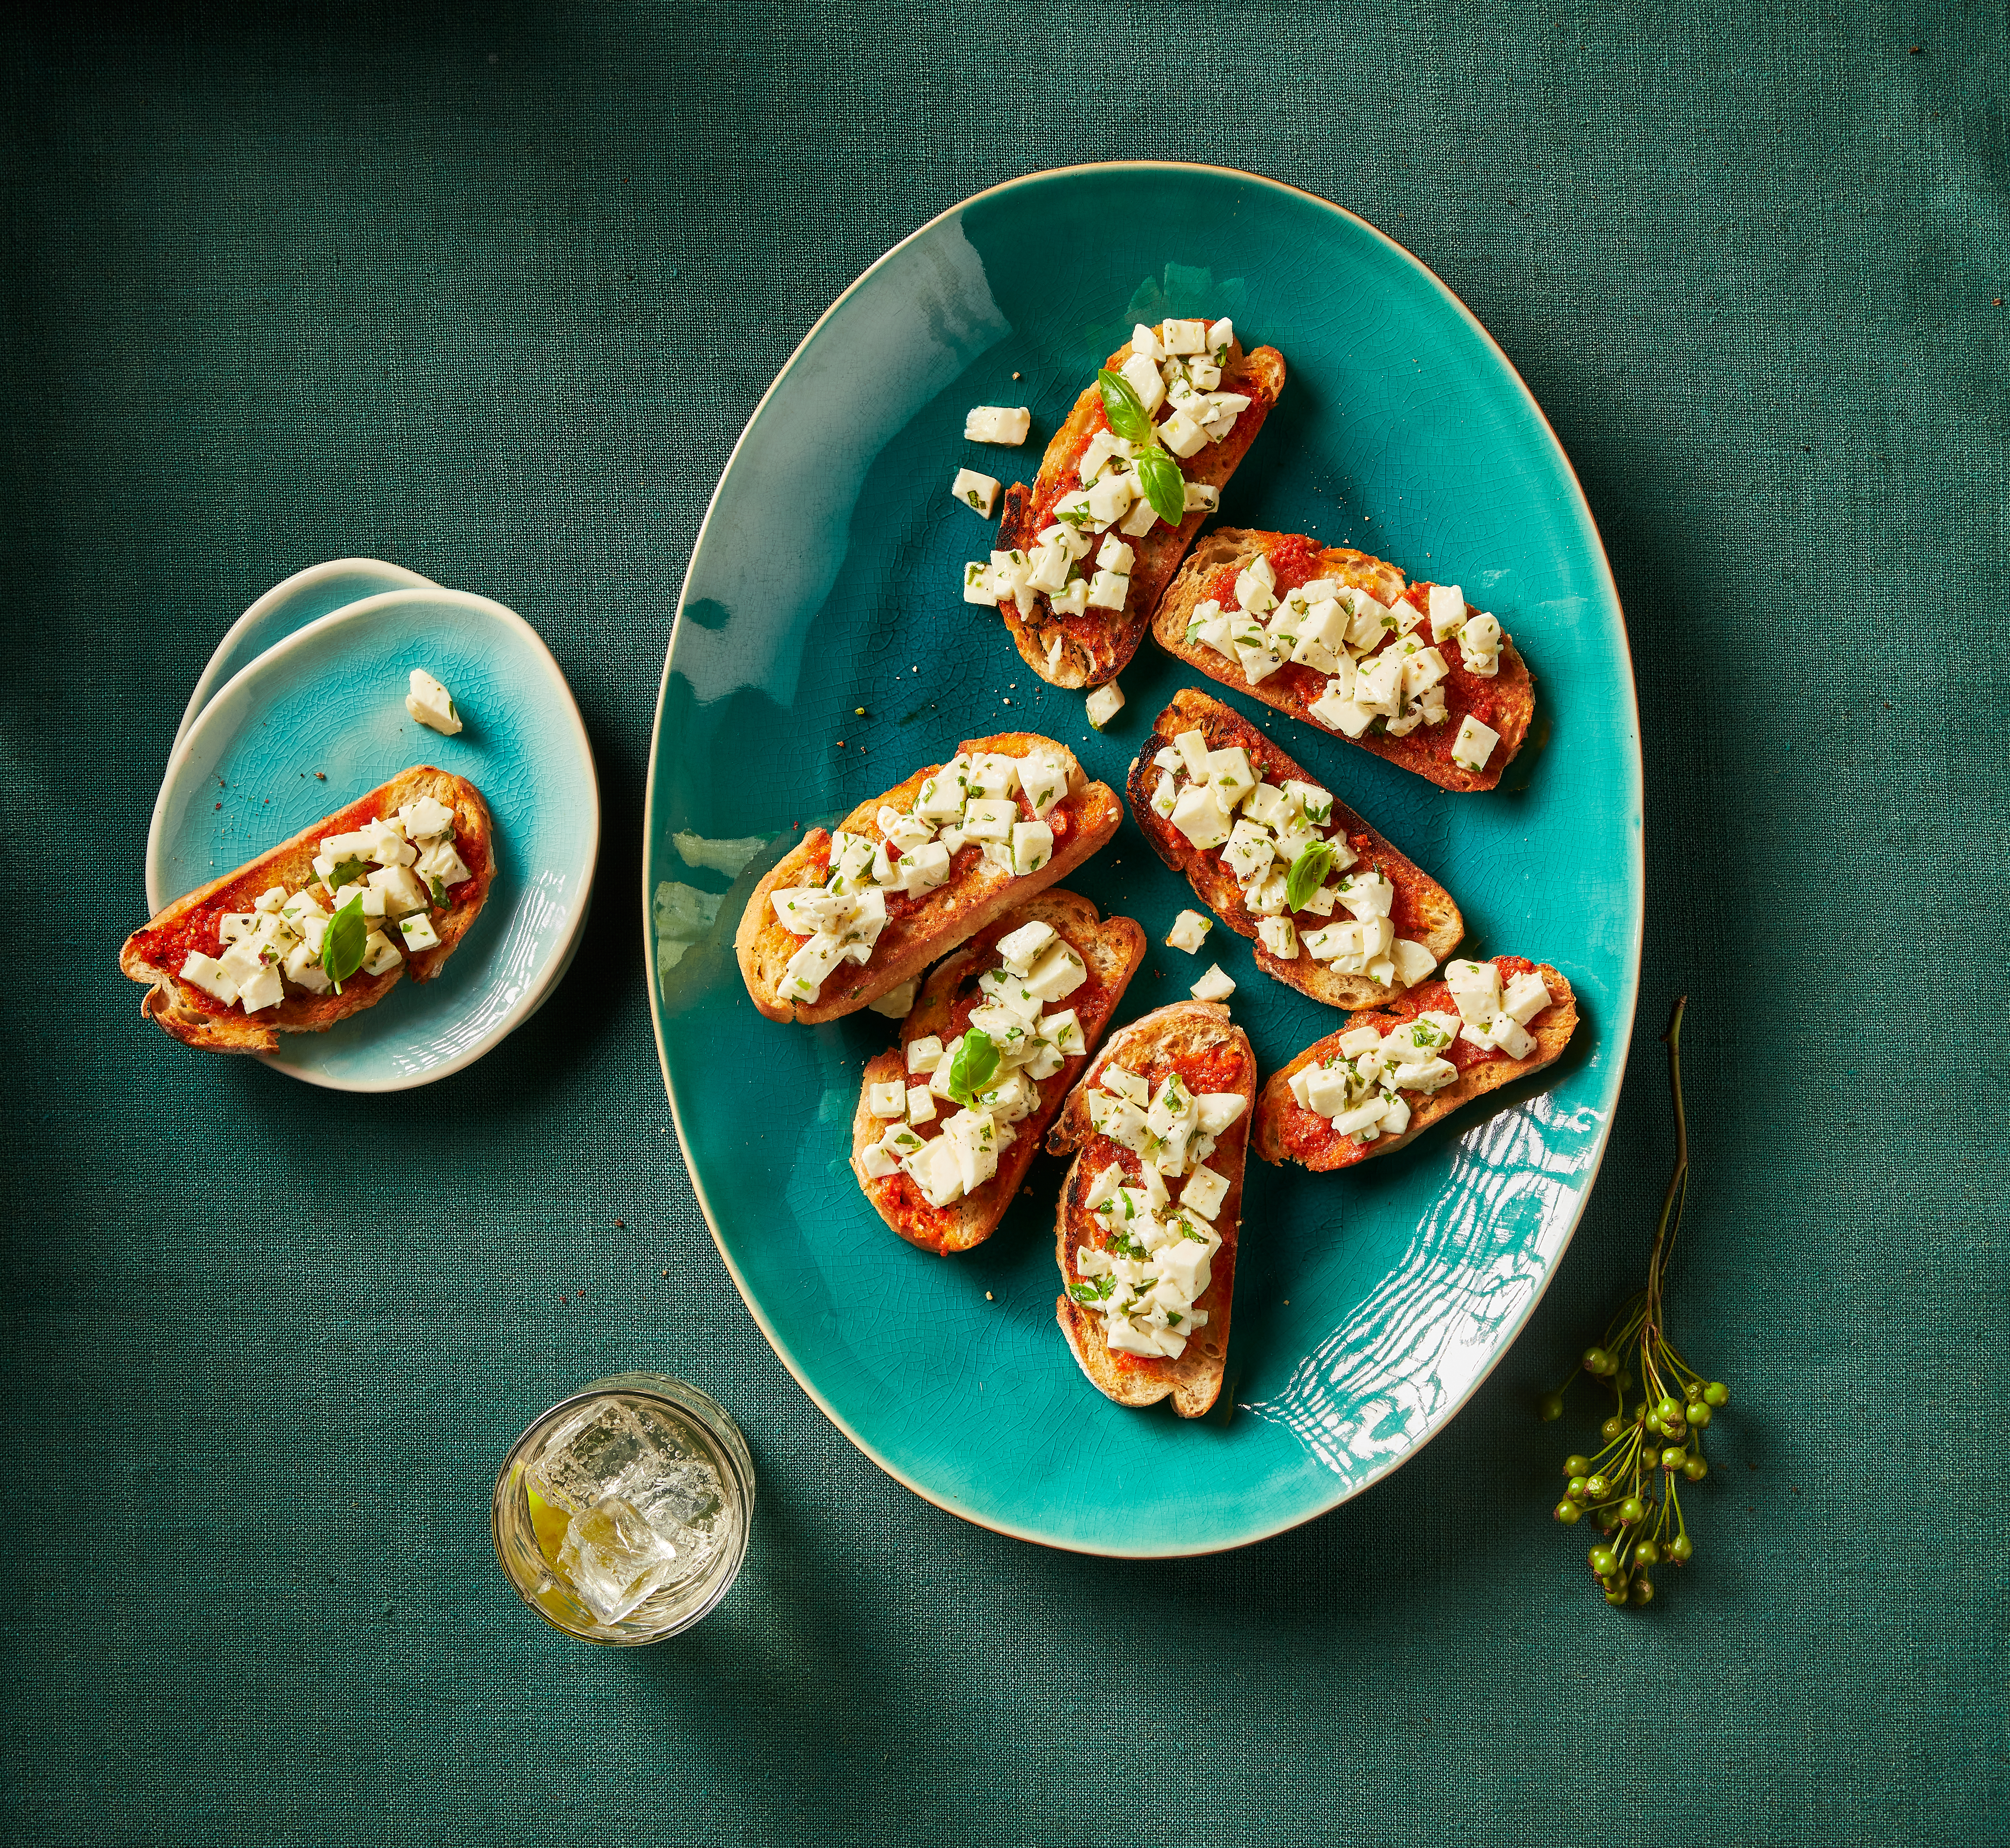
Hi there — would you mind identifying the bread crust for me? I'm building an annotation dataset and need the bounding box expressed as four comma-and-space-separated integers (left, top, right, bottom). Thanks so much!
848, 890, 1145, 1256
735, 732, 1121, 1025
119, 766, 494, 1055
1151, 528, 1536, 792
994, 330, 1285, 689
1128, 688, 1463, 1009
1046, 1001, 1256, 1418
1253, 962, 1579, 1172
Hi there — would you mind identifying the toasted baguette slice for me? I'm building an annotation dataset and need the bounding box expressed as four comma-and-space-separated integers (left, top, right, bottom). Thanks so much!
120, 766, 494, 1055
1047, 1001, 1257, 1418
1253, 959, 1578, 1172
736, 733, 1121, 1025
991, 326, 1285, 689
849, 890, 1145, 1256
1129, 688, 1463, 1010
1152, 528, 1536, 792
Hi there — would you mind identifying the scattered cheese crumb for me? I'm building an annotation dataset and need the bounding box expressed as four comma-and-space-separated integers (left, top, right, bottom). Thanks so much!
1190, 963, 1236, 1002
1084, 681, 1124, 729
951, 467, 1001, 516
1165, 910, 1211, 954
964, 405, 1030, 446
405, 668, 462, 736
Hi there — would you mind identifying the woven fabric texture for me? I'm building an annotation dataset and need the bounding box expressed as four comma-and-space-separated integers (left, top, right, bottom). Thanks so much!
3, 2, 2005, 1843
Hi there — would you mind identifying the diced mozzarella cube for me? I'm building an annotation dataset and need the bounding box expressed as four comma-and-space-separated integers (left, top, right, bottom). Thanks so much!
1190, 963, 1236, 1003
961, 797, 1016, 842
1183, 482, 1220, 514
1298, 882, 1338, 919
1460, 610, 1502, 661
1181, 1164, 1229, 1220
1358, 915, 1395, 962
416, 838, 472, 888
1165, 909, 1211, 954
913, 766, 968, 824
1169, 782, 1231, 850
966, 752, 1020, 800
1244, 869, 1288, 916
1489, 1013, 1538, 1059
1162, 319, 1207, 355
405, 669, 461, 736
1151, 772, 1177, 819
1084, 473, 1133, 528
1310, 687, 1375, 737
1206, 317, 1234, 356
963, 560, 999, 605
1101, 1063, 1149, 1104
1010, 821, 1053, 874
179, 952, 238, 1005
1017, 748, 1069, 819
1299, 1061, 1351, 1117
964, 405, 1031, 445
1278, 781, 1333, 830
1451, 714, 1501, 773
782, 933, 848, 1003
1334, 1026, 1381, 1058
235, 962, 284, 1012
1207, 747, 1257, 811
1338, 869, 1395, 920
1335, 1095, 1389, 1136
976, 1070, 1037, 1124
1401, 648, 1451, 703
1222, 818, 1276, 886
859, 1139, 899, 1180
217, 912, 258, 944
248, 886, 286, 915
1085, 681, 1125, 728
1444, 958, 1504, 1027
1119, 351, 1166, 412
1187, 357, 1221, 390
904, 1137, 965, 1208
1024, 942, 1087, 1003
1026, 542, 1072, 594
1086, 569, 1130, 612
1040, 1009, 1086, 1057
770, 886, 832, 934
1503, 970, 1554, 1025
1087, 1090, 1150, 1152
865, 977, 916, 1020
362, 818, 416, 867
1130, 322, 1163, 360
1391, 1055, 1458, 1094
1256, 917, 1298, 959
907, 1035, 945, 1076
1118, 497, 1160, 538
1302, 921, 1362, 964
1048, 580, 1088, 618
868, 1080, 907, 1119
281, 940, 331, 993
1390, 938, 1439, 988
398, 795, 456, 841
1233, 564, 1277, 615
1083, 1161, 1126, 1212
1096, 536, 1135, 575
1160, 410, 1207, 457
333, 883, 385, 921
399, 913, 442, 953
994, 922, 1055, 976
360, 930, 402, 977
367, 864, 430, 916
952, 467, 1001, 517
1354, 651, 1404, 717
1235, 632, 1283, 686
279, 888, 328, 929
1427, 583, 1467, 641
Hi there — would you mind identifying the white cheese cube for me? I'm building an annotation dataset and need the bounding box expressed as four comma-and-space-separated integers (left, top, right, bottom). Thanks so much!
416, 838, 472, 888
1011, 821, 1053, 874
1334, 1026, 1382, 1058
281, 940, 332, 993
1310, 687, 1376, 737
360, 930, 402, 977
1206, 317, 1234, 356
1358, 914, 1395, 962
1460, 1020, 1500, 1052
1018, 748, 1070, 818
251, 885, 286, 914
966, 752, 1021, 799
1299, 882, 1338, 919
1244, 869, 1288, 917
362, 818, 416, 867
1181, 1164, 1229, 1220
1207, 746, 1258, 810
1234, 632, 1283, 687
963, 560, 999, 605
1101, 1064, 1149, 1104
859, 1140, 899, 1180
1444, 958, 1504, 1027
1390, 938, 1440, 988
913, 765, 968, 822
990, 923, 1054, 977
1488, 1013, 1538, 1059
1354, 651, 1404, 717
179, 952, 238, 1005
782, 933, 848, 1003
951, 467, 1001, 517
1165, 909, 1211, 954
1026, 542, 1072, 594
867, 1080, 908, 1119
1460, 609, 1502, 660
1188, 357, 1221, 390
1024, 942, 1087, 1003
367, 864, 430, 916
1169, 782, 1231, 850
903, 1137, 965, 1208
1162, 319, 1207, 355
1451, 713, 1502, 773
1118, 351, 1166, 413
964, 405, 1031, 445
1280, 781, 1334, 830
1077, 432, 1134, 486
217, 912, 258, 944
1222, 818, 1276, 886
1083, 1162, 1125, 1212
1050, 580, 1090, 618
1160, 410, 1207, 457
1302, 1062, 1353, 1117
1379, 1096, 1413, 1138
1173, 728, 1211, 777
1130, 322, 1163, 360
1096, 535, 1135, 575
1233, 561, 1277, 614
1257, 917, 1298, 959
1427, 583, 1468, 641
900, 1085, 936, 1126
1086, 569, 1130, 612
321, 830, 373, 859
1401, 648, 1451, 703
1118, 497, 1160, 537
1150, 772, 1177, 819
868, 980, 919, 1019
907, 1035, 945, 1076
1391, 1055, 1458, 1093
1084, 680, 1125, 728
1302, 921, 1361, 964
1040, 1009, 1086, 1057
942, 1109, 1002, 1195
399, 914, 442, 953
1084, 473, 1134, 527
398, 795, 456, 841
1183, 482, 1220, 514
236, 962, 284, 1012
405, 668, 462, 736
976, 1070, 1037, 1124
1335, 1095, 1389, 1136
333, 883, 385, 921
1502, 970, 1554, 1025
769, 886, 831, 934
279, 889, 328, 930
879, 808, 934, 854
1190, 963, 1236, 1003
961, 797, 1016, 842
1338, 869, 1395, 921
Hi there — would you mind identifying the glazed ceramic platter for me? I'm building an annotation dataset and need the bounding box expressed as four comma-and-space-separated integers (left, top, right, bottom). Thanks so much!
645, 164, 1642, 1556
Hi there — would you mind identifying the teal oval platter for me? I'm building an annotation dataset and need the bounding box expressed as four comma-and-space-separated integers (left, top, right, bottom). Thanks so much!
644, 163, 1642, 1556
150, 588, 599, 1093
172, 556, 438, 751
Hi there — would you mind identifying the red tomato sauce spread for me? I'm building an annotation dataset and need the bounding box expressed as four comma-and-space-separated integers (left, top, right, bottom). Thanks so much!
127, 791, 486, 1016
1270, 956, 1546, 1170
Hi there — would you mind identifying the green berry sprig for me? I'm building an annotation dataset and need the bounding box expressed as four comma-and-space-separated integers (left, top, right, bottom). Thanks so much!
1538, 997, 1727, 1608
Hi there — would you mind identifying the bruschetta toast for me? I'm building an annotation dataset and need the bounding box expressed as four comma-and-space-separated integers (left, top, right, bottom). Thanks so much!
1129, 689, 1463, 1010
849, 891, 1145, 1255
1253, 957, 1578, 1172
736, 733, 1122, 1025
120, 766, 493, 1055
970, 319, 1285, 690
1152, 529, 1535, 792
1047, 1001, 1257, 1418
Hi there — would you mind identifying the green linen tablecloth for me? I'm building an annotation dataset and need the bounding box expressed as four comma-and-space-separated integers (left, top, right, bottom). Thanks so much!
4, 4, 2004, 1843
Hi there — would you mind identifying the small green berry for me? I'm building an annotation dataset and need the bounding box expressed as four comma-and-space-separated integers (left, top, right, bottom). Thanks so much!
1563, 1454, 1590, 1478
1667, 1533, 1694, 1563
1634, 1538, 1660, 1567
1660, 1446, 1687, 1471
1618, 1495, 1646, 1523
1554, 1499, 1582, 1525
1703, 1381, 1730, 1408
1567, 1475, 1590, 1500
1656, 1395, 1683, 1422
1538, 1391, 1565, 1422
1589, 1546, 1618, 1576
1584, 1474, 1610, 1501
1684, 1456, 1708, 1481
1686, 1402, 1712, 1427
1584, 1347, 1616, 1377
1683, 1379, 1703, 1403
1601, 1415, 1626, 1442
1632, 1577, 1655, 1605
1605, 1586, 1629, 1607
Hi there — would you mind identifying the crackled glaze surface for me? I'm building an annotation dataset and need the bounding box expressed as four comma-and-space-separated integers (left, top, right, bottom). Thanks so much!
645, 164, 1642, 1555
150, 587, 599, 1093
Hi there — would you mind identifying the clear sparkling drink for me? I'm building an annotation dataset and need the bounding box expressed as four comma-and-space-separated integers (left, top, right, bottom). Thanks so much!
492, 1373, 753, 1643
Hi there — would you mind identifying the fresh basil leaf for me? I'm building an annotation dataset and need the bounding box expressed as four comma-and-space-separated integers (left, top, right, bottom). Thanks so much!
946, 1029, 1000, 1105
1096, 368, 1154, 443
321, 894, 368, 993
1069, 1276, 1115, 1304
1285, 840, 1336, 912
1135, 448, 1186, 526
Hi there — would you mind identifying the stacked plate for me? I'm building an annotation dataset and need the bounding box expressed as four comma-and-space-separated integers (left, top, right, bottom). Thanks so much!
147, 560, 600, 1091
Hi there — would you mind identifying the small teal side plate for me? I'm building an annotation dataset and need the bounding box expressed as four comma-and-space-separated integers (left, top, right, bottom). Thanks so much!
172, 557, 437, 750
150, 588, 599, 1092
644, 164, 1643, 1555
